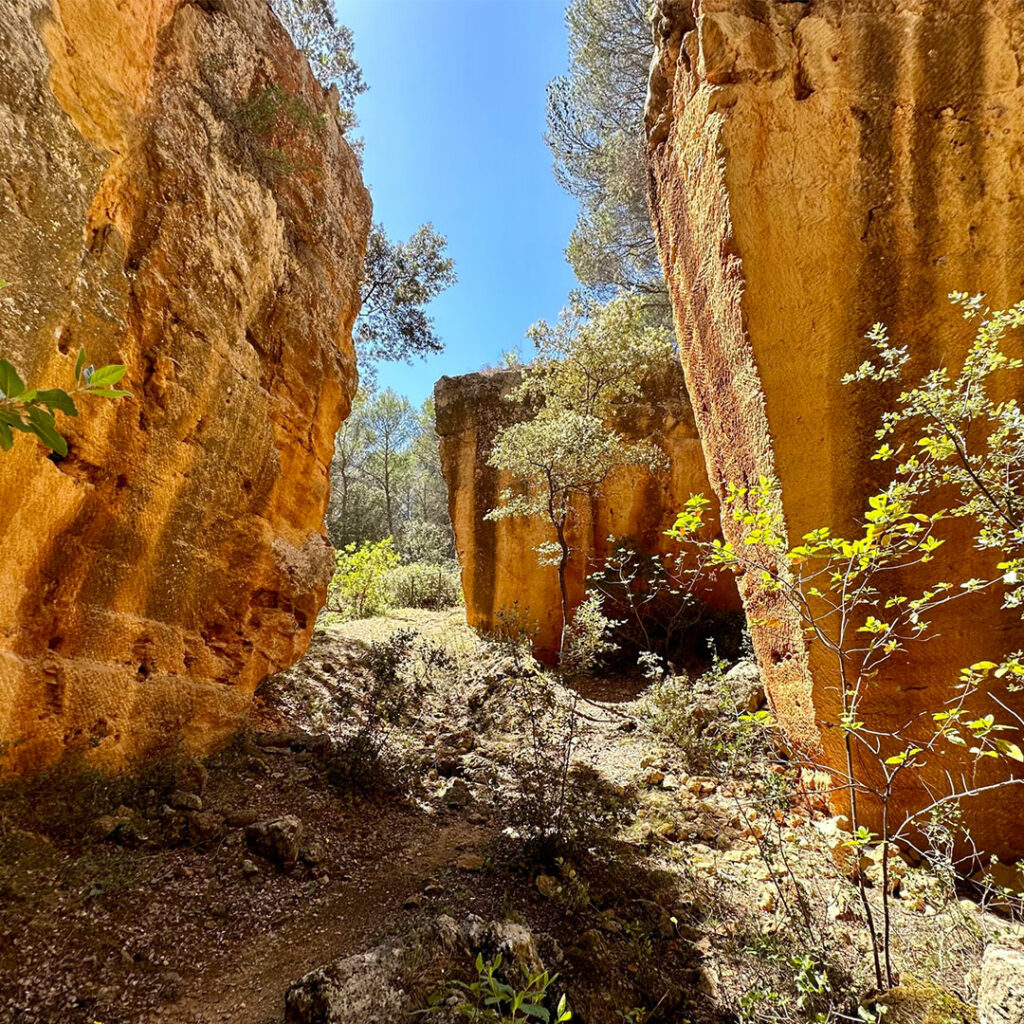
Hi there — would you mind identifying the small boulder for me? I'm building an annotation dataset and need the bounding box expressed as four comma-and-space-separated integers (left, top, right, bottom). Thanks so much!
187, 811, 225, 845
441, 778, 472, 809
813, 815, 855, 873
284, 945, 406, 1023
90, 807, 142, 845
979, 946, 1024, 1024
90, 813, 131, 843
255, 730, 302, 749
858, 842, 909, 894
169, 790, 203, 812
428, 914, 464, 958
723, 660, 764, 713
870, 977, 975, 1024
460, 916, 543, 974
246, 815, 304, 872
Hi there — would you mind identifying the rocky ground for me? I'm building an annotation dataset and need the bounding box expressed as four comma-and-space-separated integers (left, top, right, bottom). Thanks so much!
1, 609, 1021, 1024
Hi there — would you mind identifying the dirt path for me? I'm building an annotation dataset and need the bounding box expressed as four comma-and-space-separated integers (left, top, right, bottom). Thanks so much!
162, 819, 489, 1024
13, 609, 984, 1024
155, 633, 657, 1023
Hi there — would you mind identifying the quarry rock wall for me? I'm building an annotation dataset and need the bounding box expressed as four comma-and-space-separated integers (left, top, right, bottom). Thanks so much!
0, 0, 371, 774
435, 363, 740, 661
646, 0, 1024, 857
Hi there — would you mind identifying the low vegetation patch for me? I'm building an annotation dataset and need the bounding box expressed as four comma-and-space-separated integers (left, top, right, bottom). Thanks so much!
325, 538, 462, 622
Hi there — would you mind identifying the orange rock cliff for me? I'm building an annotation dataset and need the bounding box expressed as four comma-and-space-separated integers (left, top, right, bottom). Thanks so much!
435, 363, 741, 662
0, 0, 371, 775
645, 0, 1024, 858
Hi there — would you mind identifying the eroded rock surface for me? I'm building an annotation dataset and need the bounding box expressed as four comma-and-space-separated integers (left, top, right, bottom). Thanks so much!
284, 945, 407, 1024
646, 0, 1024, 856
435, 363, 739, 660
0, 0, 371, 774
979, 946, 1024, 1024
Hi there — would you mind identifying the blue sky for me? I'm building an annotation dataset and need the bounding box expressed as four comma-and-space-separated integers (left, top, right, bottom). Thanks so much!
342, 0, 579, 406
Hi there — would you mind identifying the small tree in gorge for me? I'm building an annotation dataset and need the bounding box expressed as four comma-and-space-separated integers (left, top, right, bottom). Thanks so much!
486, 293, 675, 664
669, 292, 1024, 989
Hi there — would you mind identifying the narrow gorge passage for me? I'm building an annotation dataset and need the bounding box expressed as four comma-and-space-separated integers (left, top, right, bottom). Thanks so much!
3, 0, 1024, 1021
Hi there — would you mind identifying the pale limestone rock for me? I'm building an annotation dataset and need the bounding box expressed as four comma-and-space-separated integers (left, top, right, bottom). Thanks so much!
979, 946, 1024, 1024
284, 946, 406, 1024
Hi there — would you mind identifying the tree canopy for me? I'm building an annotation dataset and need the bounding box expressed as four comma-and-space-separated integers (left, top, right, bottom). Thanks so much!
546, 0, 667, 307
357, 223, 457, 369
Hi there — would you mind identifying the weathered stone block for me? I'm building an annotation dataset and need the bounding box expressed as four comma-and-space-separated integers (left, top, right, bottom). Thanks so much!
646, 0, 1024, 857
435, 363, 740, 661
0, 0, 371, 775
980, 946, 1024, 1024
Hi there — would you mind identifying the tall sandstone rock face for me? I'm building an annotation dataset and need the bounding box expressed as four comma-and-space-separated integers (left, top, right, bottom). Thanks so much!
435, 364, 740, 661
646, 0, 1024, 857
0, 0, 371, 774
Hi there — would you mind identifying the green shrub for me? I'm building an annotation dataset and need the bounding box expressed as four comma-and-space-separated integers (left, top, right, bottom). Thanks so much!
670, 293, 1024, 991
386, 559, 462, 610
560, 593, 618, 677
328, 629, 455, 793
327, 541, 464, 620
398, 520, 455, 564
424, 952, 571, 1024
641, 656, 766, 776
327, 537, 400, 619
499, 668, 636, 859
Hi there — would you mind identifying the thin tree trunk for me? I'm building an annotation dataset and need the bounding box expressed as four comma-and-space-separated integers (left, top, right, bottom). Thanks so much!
881, 796, 893, 988
555, 522, 571, 667
340, 470, 348, 537
383, 453, 394, 537
837, 654, 884, 990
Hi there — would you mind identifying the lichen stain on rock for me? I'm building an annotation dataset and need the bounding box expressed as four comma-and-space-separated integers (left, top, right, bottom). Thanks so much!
0, 0, 371, 775
646, 0, 1024, 858
435, 364, 741, 662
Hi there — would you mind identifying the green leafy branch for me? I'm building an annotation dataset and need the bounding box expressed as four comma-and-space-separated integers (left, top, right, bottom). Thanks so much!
432, 953, 571, 1024
0, 344, 130, 456
668, 470, 1023, 991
